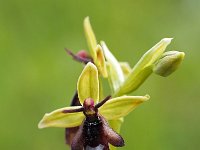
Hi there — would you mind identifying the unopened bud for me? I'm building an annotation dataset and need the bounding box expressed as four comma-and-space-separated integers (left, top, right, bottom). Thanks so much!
153, 51, 185, 77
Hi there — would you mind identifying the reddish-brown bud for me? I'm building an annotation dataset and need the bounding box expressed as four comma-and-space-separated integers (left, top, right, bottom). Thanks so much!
76, 50, 89, 59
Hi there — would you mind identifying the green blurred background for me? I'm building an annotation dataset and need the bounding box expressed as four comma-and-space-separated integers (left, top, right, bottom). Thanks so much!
0, 0, 199, 149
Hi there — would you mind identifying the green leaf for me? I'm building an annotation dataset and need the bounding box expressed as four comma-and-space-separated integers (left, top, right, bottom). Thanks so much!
114, 38, 172, 96
153, 51, 185, 77
99, 95, 150, 120
101, 41, 124, 92
84, 17, 97, 60
38, 106, 84, 128
77, 62, 99, 105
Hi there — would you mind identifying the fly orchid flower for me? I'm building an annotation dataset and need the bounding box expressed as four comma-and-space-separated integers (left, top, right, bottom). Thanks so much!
63, 17, 184, 150
38, 62, 149, 150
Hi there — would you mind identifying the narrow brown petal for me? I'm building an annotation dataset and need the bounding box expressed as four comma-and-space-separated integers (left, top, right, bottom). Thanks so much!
95, 95, 111, 109
62, 107, 84, 113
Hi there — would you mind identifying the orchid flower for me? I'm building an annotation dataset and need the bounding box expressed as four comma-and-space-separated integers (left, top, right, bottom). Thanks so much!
63, 17, 185, 150
38, 63, 149, 150
38, 16, 185, 150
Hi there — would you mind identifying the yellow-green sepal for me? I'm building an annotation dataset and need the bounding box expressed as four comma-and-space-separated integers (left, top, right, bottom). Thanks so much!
120, 62, 132, 78
109, 117, 124, 134
99, 95, 150, 120
101, 41, 124, 92
77, 62, 99, 105
95, 45, 108, 78
38, 106, 84, 128
83, 17, 108, 78
114, 66, 153, 96
153, 51, 185, 77
114, 38, 172, 96
84, 17, 97, 61
135, 38, 173, 68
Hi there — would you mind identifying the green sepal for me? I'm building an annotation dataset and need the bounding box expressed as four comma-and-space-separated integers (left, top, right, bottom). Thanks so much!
95, 45, 108, 78
38, 106, 84, 128
109, 117, 124, 134
84, 17, 97, 61
114, 38, 172, 96
101, 41, 124, 92
99, 95, 150, 120
77, 62, 99, 105
120, 62, 132, 78
114, 66, 153, 96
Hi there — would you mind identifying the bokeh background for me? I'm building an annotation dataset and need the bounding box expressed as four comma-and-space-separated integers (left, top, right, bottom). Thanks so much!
0, 0, 199, 149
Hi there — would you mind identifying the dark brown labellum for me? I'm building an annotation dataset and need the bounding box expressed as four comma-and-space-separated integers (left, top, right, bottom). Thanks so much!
71, 115, 124, 150
71, 105, 124, 150
64, 95, 124, 150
